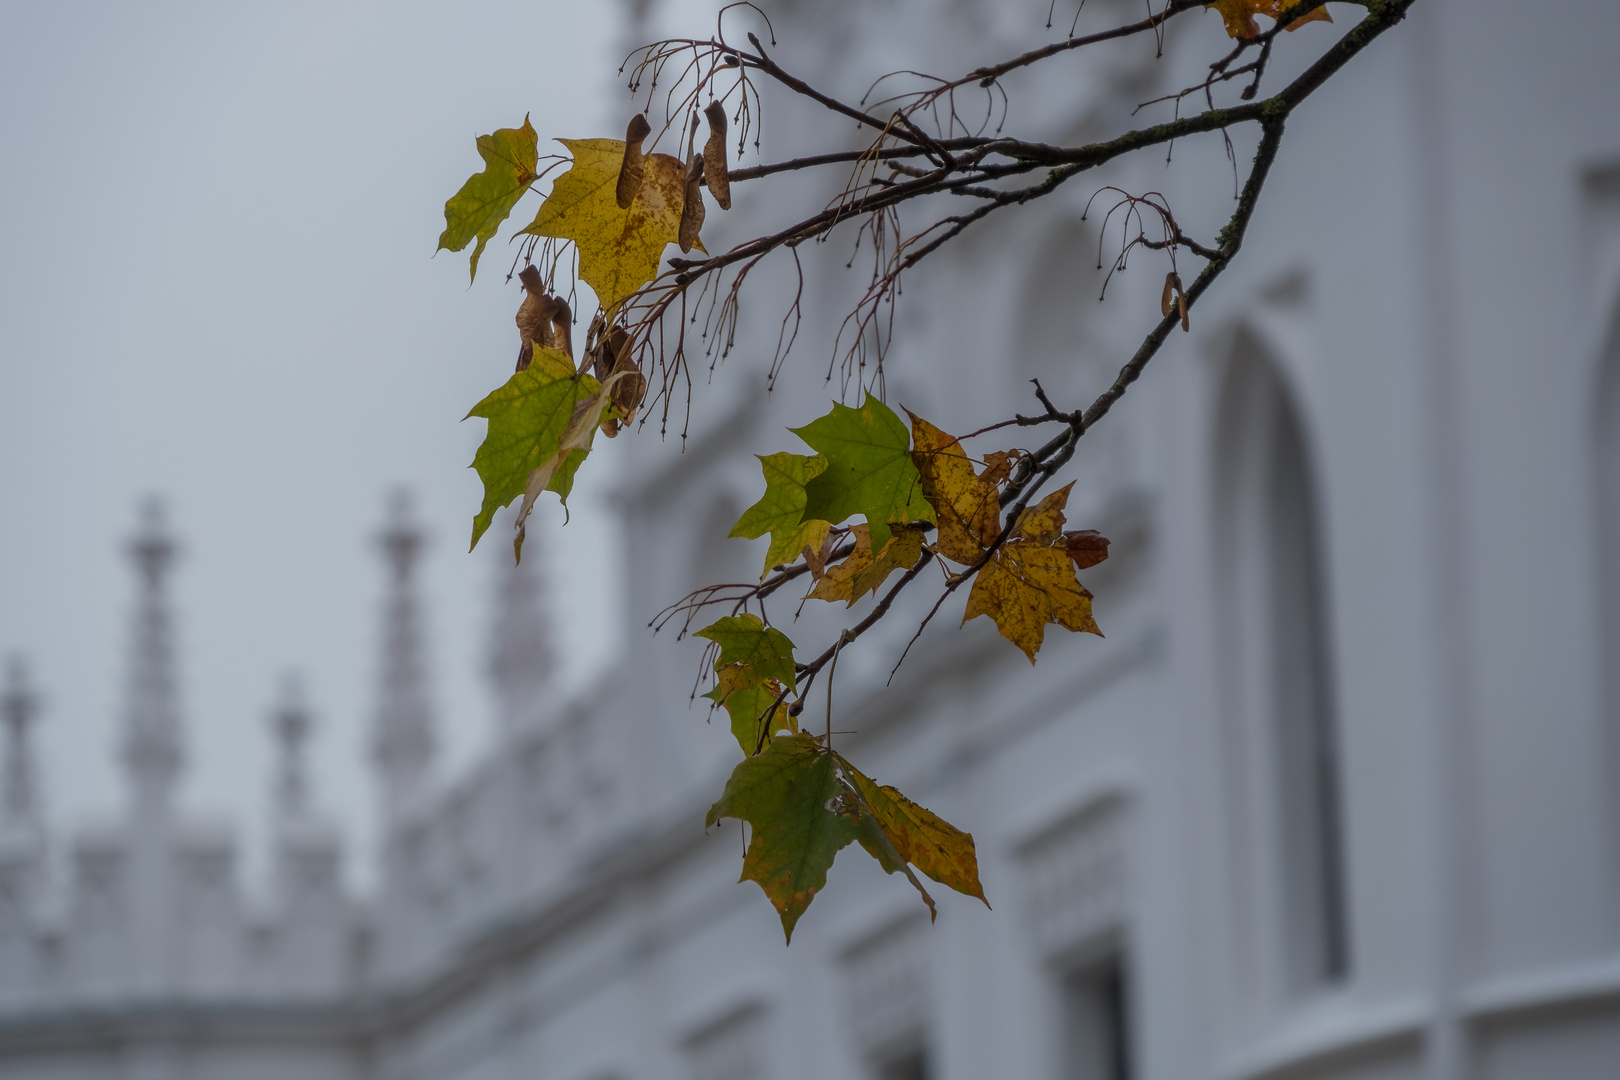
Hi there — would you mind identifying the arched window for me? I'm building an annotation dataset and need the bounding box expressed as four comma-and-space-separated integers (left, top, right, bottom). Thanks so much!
1214, 339, 1349, 993
1595, 315, 1620, 877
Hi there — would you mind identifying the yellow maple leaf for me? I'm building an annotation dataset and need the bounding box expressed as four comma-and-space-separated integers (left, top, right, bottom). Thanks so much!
844, 762, 988, 907
809, 523, 922, 607
1206, 0, 1331, 40
522, 138, 702, 312
962, 483, 1101, 662
909, 412, 1002, 565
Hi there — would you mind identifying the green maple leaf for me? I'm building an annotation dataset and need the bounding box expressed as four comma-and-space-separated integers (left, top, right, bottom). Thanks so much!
703, 668, 796, 754
464, 347, 600, 551
730, 452, 831, 580
706, 734, 861, 942
695, 614, 797, 692
793, 393, 935, 551
437, 116, 540, 283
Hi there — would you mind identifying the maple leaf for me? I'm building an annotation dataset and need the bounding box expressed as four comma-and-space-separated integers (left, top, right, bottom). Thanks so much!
704, 669, 797, 754
809, 523, 923, 606
962, 483, 1102, 662
465, 346, 600, 552
730, 453, 833, 580
522, 138, 699, 313
908, 412, 1002, 564
1206, 0, 1331, 40
842, 759, 988, 907
507, 366, 641, 559
706, 734, 862, 942
1064, 529, 1111, 569
437, 117, 539, 283
794, 394, 935, 552
695, 614, 798, 692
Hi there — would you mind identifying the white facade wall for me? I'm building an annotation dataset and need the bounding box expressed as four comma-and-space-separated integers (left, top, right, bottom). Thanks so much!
2, 1, 1620, 1077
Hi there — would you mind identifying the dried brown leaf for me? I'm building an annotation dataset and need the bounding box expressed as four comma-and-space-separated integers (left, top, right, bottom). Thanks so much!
1063, 529, 1111, 569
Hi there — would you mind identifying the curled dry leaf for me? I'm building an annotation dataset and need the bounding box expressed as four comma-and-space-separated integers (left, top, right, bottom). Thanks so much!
808, 522, 922, 607
1206, 0, 1331, 40
679, 153, 706, 253
980, 449, 1020, 487
702, 100, 731, 210
603, 349, 647, 435
809, 523, 875, 604
584, 314, 612, 380
615, 113, 651, 210
585, 318, 644, 435
1161, 271, 1189, 332
1063, 529, 1111, 569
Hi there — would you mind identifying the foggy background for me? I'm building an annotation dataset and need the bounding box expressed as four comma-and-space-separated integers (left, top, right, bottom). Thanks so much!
0, 1, 623, 891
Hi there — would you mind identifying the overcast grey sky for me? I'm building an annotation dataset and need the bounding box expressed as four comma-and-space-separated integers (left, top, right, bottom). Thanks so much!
0, 1, 622, 892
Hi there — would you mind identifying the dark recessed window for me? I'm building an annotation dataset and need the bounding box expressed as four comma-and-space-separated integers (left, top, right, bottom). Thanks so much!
1060, 950, 1131, 1080
876, 1046, 929, 1080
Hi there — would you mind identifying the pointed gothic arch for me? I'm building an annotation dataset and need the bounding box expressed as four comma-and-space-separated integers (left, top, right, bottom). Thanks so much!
1212, 331, 1350, 995
1592, 294, 1620, 910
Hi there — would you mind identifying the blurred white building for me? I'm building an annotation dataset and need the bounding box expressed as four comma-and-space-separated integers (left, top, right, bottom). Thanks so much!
3, 0, 1620, 1077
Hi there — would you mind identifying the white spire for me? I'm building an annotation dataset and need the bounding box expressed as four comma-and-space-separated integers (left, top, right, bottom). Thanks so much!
270, 674, 313, 822
121, 497, 183, 813
0, 657, 42, 837
372, 491, 436, 821
488, 520, 557, 737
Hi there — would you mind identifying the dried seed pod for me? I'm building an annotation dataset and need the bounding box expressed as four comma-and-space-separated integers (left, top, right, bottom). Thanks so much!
702, 101, 731, 210
678, 153, 705, 253
1160, 271, 1177, 318
585, 313, 611, 380
543, 296, 573, 357
1178, 290, 1189, 332
584, 321, 646, 435
515, 265, 566, 372
603, 332, 647, 437
616, 113, 652, 210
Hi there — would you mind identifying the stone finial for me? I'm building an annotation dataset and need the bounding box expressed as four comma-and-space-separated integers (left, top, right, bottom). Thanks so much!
121, 497, 184, 811
488, 521, 557, 737
270, 675, 313, 822
372, 491, 436, 821
0, 657, 41, 832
